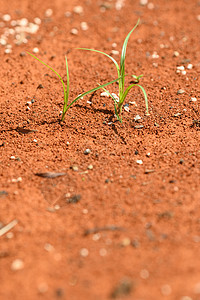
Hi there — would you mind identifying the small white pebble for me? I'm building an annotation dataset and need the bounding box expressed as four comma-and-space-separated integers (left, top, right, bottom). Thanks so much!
92, 233, 101, 241
177, 66, 185, 71
111, 93, 119, 102
33, 139, 37, 143
80, 248, 89, 257
80, 22, 88, 31
33, 47, 39, 54
44, 243, 54, 252
136, 160, 143, 165
100, 91, 109, 97
70, 28, 78, 35
197, 15, 200, 21
10, 20, 17, 26
45, 8, 53, 17
161, 284, 172, 296
73, 6, 84, 14
181, 70, 187, 75
187, 63, 193, 70
190, 97, 197, 102
34, 17, 41, 25
173, 51, 179, 57
10, 156, 16, 160
11, 177, 22, 183
124, 106, 130, 112
146, 152, 151, 157
5, 48, 12, 54
2, 14, 11, 22
11, 259, 24, 271
18, 18, 28, 27
0, 38, 7, 46
99, 248, 107, 256
82, 209, 88, 214
152, 51, 159, 59
134, 114, 141, 121
111, 49, 119, 55
6, 232, 14, 239
147, 2, 154, 9
140, 269, 149, 279
112, 42, 117, 48
140, 0, 148, 5
54, 205, 60, 210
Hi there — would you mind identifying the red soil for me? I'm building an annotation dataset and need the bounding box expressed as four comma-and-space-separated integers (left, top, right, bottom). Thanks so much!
0, 0, 200, 299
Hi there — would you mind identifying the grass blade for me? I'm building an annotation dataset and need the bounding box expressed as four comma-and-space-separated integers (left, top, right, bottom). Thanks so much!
121, 83, 149, 115
27, 52, 67, 111
77, 48, 120, 77
120, 19, 140, 92
62, 56, 70, 121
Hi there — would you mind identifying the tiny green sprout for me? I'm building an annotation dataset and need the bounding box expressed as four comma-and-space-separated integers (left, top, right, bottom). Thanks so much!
27, 52, 121, 121
78, 19, 149, 123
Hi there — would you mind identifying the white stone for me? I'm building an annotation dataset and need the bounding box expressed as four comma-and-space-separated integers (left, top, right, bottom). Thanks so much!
11, 259, 24, 271
136, 160, 143, 165
187, 64, 193, 70
33, 47, 39, 53
161, 284, 172, 296
140, 0, 148, 5
80, 22, 88, 31
73, 6, 83, 14
111, 49, 119, 55
2, 14, 11, 22
34, 17, 41, 25
70, 28, 78, 35
45, 9, 53, 17
80, 248, 89, 257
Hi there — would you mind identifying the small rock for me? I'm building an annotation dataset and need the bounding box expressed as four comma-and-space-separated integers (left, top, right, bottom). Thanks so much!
87, 164, 93, 170
134, 125, 144, 129
173, 51, 179, 57
0, 190, 8, 197
161, 284, 172, 296
73, 6, 84, 14
134, 115, 142, 122
33, 47, 39, 54
111, 50, 119, 55
70, 28, 78, 35
99, 248, 107, 256
187, 64, 193, 70
177, 89, 185, 94
80, 22, 88, 31
80, 248, 89, 257
111, 278, 133, 298
67, 194, 81, 204
136, 160, 143, 165
140, 0, 148, 5
71, 165, 79, 172
190, 97, 197, 102
121, 238, 131, 247
45, 8, 53, 17
11, 259, 24, 271
84, 149, 91, 155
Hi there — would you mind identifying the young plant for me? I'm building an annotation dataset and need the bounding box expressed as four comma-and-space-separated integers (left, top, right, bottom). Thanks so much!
27, 52, 121, 121
78, 19, 149, 122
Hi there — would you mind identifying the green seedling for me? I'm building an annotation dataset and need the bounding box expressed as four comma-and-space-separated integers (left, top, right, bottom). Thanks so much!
78, 19, 149, 122
27, 52, 121, 121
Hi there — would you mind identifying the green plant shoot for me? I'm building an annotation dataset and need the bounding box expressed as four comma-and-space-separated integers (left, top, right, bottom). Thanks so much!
27, 52, 121, 121
78, 19, 149, 122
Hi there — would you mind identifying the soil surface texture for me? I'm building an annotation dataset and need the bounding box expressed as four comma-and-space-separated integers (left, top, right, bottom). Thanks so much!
0, 0, 200, 299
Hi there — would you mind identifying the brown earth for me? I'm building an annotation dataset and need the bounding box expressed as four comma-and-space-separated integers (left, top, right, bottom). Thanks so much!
0, 0, 200, 299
